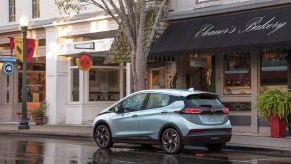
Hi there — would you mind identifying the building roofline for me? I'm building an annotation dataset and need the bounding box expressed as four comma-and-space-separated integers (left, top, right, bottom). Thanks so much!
168, 0, 291, 20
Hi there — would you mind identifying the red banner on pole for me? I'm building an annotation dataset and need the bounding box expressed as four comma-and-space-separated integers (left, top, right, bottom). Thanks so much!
9, 37, 14, 58
26, 39, 35, 62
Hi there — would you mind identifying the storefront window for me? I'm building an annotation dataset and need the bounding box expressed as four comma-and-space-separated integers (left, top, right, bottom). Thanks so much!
69, 56, 125, 102
260, 51, 287, 92
71, 69, 79, 102
89, 57, 124, 102
18, 62, 46, 103
4, 75, 10, 104
224, 53, 251, 95
147, 62, 175, 89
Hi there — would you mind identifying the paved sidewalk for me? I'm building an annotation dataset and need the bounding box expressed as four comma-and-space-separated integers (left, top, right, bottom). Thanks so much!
1, 123, 291, 156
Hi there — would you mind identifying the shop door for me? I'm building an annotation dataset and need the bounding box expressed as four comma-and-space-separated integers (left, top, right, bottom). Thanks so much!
217, 53, 258, 133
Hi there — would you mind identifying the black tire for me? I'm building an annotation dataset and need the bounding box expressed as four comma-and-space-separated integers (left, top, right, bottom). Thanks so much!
94, 125, 113, 148
161, 128, 183, 154
205, 143, 226, 151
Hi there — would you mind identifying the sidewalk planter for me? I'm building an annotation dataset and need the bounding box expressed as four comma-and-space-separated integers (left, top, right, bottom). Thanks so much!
256, 89, 291, 138
33, 100, 48, 125
269, 116, 287, 138
34, 117, 47, 125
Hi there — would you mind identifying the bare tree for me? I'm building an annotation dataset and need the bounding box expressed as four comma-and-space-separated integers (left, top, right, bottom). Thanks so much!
55, 0, 168, 91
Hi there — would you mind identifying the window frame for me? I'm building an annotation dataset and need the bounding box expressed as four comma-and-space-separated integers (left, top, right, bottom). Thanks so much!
8, 0, 16, 22
69, 57, 126, 103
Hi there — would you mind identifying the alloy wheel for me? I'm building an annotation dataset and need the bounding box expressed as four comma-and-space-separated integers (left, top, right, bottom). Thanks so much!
95, 125, 113, 148
161, 128, 183, 154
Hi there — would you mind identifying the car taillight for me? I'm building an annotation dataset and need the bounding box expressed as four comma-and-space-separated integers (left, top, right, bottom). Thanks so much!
222, 107, 229, 114
184, 107, 202, 114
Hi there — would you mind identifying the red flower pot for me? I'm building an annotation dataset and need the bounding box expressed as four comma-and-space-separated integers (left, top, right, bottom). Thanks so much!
269, 116, 287, 138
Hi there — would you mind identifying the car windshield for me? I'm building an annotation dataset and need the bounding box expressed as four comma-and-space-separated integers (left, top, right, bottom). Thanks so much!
186, 94, 223, 108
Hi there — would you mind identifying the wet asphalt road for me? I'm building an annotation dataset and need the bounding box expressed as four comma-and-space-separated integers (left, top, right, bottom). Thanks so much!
0, 136, 290, 164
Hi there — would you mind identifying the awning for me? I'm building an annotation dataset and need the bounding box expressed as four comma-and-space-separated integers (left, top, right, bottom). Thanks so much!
150, 4, 291, 56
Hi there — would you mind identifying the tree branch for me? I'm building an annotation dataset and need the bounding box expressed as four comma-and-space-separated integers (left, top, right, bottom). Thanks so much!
124, 0, 136, 39
118, 0, 136, 45
90, 0, 120, 25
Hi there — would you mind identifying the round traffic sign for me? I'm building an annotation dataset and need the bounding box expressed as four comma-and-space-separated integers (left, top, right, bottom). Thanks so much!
2, 62, 15, 76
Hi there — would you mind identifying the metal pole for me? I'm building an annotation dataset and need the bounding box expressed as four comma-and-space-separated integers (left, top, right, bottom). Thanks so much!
18, 25, 30, 129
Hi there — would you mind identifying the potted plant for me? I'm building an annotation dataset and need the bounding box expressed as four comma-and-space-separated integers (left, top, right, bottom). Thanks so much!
256, 89, 291, 138
34, 100, 48, 125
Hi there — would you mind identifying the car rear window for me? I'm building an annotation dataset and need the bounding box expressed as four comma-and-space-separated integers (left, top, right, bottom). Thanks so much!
186, 94, 223, 108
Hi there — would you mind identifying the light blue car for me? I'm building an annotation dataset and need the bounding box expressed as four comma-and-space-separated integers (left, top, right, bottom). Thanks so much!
93, 88, 232, 154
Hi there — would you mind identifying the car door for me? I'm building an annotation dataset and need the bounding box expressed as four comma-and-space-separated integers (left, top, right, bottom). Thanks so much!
110, 93, 148, 138
138, 93, 171, 140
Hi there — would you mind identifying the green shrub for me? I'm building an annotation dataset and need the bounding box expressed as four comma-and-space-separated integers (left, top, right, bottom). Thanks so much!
34, 100, 48, 118
256, 89, 291, 121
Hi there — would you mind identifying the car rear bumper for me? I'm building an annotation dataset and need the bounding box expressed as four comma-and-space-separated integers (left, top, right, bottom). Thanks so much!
181, 131, 232, 145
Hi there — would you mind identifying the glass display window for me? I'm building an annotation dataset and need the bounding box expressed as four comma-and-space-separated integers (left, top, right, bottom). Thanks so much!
89, 68, 124, 102
224, 53, 251, 95
71, 69, 80, 102
70, 56, 125, 102
260, 50, 287, 92
18, 62, 46, 103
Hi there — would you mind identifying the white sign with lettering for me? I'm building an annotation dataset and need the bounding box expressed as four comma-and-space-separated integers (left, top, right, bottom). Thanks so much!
190, 58, 207, 67
74, 42, 95, 49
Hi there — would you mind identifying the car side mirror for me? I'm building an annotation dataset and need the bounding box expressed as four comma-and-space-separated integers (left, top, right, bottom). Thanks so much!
114, 106, 120, 113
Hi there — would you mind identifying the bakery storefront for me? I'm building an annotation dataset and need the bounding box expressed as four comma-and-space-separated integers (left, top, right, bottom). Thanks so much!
149, 4, 291, 134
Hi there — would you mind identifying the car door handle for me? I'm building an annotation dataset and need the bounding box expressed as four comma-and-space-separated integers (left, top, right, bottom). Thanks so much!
132, 114, 138, 117
161, 111, 168, 114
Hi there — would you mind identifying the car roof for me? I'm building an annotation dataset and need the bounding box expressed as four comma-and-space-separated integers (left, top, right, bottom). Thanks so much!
136, 88, 217, 97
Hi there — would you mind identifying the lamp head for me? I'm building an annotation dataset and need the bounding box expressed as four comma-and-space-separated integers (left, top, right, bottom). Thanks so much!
20, 15, 29, 27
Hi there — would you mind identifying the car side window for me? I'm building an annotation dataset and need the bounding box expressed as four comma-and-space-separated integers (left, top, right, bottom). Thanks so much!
122, 93, 147, 112
146, 93, 170, 109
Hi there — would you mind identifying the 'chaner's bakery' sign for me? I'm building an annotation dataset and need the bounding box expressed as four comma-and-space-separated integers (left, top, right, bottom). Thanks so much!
195, 16, 287, 38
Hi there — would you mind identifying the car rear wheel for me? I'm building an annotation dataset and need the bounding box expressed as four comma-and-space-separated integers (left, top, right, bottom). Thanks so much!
205, 143, 225, 151
161, 128, 183, 154
94, 125, 113, 148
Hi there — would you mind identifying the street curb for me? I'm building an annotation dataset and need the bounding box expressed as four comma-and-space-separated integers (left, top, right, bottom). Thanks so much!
225, 144, 291, 156
0, 130, 93, 141
1, 130, 291, 157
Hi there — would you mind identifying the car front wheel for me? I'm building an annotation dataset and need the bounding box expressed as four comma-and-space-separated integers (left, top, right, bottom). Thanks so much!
94, 125, 113, 148
161, 128, 183, 154
205, 143, 225, 151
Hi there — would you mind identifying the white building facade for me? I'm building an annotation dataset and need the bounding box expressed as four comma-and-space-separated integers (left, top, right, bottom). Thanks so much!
1, 0, 290, 136
0, 0, 131, 124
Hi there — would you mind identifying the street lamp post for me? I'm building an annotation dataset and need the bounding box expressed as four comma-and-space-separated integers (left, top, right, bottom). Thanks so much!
18, 15, 30, 129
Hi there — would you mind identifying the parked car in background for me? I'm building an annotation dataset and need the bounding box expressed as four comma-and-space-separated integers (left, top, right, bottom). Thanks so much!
93, 88, 232, 154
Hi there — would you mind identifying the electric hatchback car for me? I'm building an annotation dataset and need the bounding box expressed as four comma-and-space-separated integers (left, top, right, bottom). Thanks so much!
93, 88, 232, 154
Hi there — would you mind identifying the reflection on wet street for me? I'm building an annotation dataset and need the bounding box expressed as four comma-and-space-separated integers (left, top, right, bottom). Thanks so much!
0, 136, 290, 164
